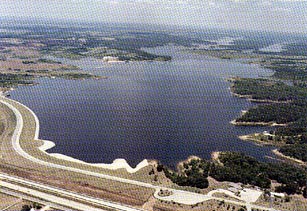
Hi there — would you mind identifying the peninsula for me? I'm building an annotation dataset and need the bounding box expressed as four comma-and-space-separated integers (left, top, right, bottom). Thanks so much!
1, 18, 307, 211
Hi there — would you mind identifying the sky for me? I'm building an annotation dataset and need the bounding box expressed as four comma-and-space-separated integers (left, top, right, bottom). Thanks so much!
1, 0, 307, 33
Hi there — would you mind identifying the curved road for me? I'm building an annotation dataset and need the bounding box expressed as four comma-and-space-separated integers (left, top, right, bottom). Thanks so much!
0, 96, 277, 211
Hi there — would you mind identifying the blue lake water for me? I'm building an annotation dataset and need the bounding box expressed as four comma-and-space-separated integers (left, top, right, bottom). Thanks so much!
10, 45, 276, 168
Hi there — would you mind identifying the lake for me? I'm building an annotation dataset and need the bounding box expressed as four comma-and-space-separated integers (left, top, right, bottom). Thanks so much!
10, 45, 276, 168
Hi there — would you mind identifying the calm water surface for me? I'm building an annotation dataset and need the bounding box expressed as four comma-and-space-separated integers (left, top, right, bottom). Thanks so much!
11, 45, 276, 168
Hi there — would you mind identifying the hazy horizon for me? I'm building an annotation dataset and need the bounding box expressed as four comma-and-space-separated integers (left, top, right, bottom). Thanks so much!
1, 0, 307, 34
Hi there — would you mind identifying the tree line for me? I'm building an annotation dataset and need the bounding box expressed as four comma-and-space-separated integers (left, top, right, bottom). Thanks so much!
159, 152, 307, 196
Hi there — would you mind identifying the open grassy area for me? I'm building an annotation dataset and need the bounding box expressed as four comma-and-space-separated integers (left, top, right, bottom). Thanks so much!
0, 193, 22, 210
0, 45, 102, 83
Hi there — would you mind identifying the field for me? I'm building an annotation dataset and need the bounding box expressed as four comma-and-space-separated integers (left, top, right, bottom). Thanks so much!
1, 20, 307, 210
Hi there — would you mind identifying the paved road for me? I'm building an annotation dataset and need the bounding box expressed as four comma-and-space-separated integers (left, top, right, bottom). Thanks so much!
0, 173, 142, 211
0, 97, 277, 211
1, 187, 80, 211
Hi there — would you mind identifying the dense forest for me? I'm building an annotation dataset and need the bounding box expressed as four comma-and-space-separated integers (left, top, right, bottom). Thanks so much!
275, 117, 307, 137
236, 103, 307, 124
232, 78, 307, 102
279, 144, 307, 162
160, 152, 307, 196
232, 77, 307, 163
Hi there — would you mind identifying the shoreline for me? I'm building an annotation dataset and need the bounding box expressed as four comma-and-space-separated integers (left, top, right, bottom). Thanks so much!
37, 139, 149, 173
230, 119, 287, 127
239, 134, 307, 166
3, 94, 227, 206
229, 79, 307, 166
238, 134, 275, 146
176, 155, 201, 171
228, 83, 289, 127
2, 59, 297, 175
1, 95, 150, 174
229, 80, 292, 104
272, 149, 306, 166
